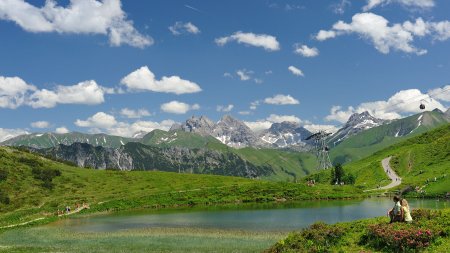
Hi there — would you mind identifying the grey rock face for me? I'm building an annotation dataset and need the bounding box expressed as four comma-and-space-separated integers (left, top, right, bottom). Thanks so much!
175, 115, 261, 148
180, 116, 216, 136
328, 111, 384, 146
33, 142, 273, 178
259, 121, 313, 150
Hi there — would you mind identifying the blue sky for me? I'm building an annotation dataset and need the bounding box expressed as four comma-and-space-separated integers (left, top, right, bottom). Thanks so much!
0, 0, 449, 139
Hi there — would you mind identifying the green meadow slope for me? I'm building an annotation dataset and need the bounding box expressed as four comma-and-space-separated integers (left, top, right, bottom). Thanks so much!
330, 110, 449, 165
308, 123, 450, 196
0, 146, 363, 229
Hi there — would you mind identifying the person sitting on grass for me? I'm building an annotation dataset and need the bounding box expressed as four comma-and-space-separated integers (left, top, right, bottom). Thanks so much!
401, 198, 413, 223
387, 195, 403, 223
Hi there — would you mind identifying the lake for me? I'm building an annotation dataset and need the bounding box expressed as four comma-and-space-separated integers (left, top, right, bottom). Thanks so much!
51, 198, 449, 232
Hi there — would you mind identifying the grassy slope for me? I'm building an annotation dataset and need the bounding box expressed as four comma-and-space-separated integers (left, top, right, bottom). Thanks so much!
308, 124, 450, 195
330, 110, 448, 165
141, 130, 319, 181
0, 146, 364, 229
266, 208, 450, 253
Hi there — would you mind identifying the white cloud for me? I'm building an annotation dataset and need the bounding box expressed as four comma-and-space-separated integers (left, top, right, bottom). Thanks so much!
0, 0, 152, 48
428, 85, 450, 102
244, 114, 307, 132
215, 31, 280, 51
29, 80, 106, 108
169, 21, 200, 35
223, 72, 233, 78
106, 120, 176, 137
332, 0, 351, 14
363, 0, 435, 11
0, 128, 28, 142
74, 111, 175, 137
266, 114, 302, 123
236, 69, 252, 81
55, 127, 69, 134
217, 104, 234, 112
288, 66, 304, 77
31, 121, 50, 128
75, 112, 118, 129
238, 111, 251, 115
120, 66, 202, 95
120, 108, 151, 118
0, 76, 36, 109
250, 100, 260, 110
294, 44, 319, 57
264, 94, 300, 105
316, 12, 450, 55
325, 88, 446, 123
303, 124, 339, 134
244, 121, 273, 132
254, 78, 263, 84
160, 101, 200, 114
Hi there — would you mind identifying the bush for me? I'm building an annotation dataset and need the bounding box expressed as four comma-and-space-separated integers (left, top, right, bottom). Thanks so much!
363, 223, 435, 252
0, 190, 10, 204
0, 170, 7, 181
31, 167, 61, 190
266, 222, 346, 253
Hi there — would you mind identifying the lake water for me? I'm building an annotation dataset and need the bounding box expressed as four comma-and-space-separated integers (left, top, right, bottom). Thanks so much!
52, 198, 448, 233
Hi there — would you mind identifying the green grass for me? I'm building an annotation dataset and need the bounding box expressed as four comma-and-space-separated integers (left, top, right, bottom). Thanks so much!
0, 146, 365, 229
330, 110, 449, 165
0, 226, 287, 253
307, 124, 450, 195
266, 208, 450, 253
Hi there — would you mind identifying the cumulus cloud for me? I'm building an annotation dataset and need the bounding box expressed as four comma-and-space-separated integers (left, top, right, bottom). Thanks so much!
264, 94, 300, 105
120, 108, 151, 118
315, 12, 450, 55
120, 66, 202, 95
0, 128, 28, 142
29, 80, 106, 108
244, 114, 307, 132
215, 31, 280, 51
288, 66, 304, 77
216, 104, 234, 112
0, 0, 152, 48
0, 76, 36, 109
55, 127, 69, 134
428, 85, 450, 102
169, 21, 200, 35
74, 112, 175, 137
294, 44, 319, 57
363, 0, 435, 11
75, 112, 118, 129
160, 101, 200, 114
303, 124, 339, 134
31, 121, 50, 128
325, 88, 446, 123
244, 121, 273, 132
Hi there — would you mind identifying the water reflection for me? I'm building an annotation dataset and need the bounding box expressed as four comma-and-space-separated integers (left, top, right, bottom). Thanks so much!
52, 198, 448, 233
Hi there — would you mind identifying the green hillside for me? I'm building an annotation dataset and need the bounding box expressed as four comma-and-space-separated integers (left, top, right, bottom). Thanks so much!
140, 130, 226, 149
308, 123, 450, 196
330, 110, 449, 165
1, 132, 133, 148
0, 146, 363, 229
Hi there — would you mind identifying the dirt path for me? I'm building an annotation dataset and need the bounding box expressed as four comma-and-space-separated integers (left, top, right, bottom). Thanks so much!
0, 206, 89, 230
365, 157, 401, 192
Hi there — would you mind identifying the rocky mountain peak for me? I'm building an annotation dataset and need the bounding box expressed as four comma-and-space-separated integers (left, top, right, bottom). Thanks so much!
180, 115, 215, 135
268, 121, 301, 133
328, 111, 384, 146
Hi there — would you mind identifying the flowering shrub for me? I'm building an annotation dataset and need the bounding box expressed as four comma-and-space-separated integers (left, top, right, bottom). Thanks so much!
265, 222, 346, 253
364, 223, 434, 252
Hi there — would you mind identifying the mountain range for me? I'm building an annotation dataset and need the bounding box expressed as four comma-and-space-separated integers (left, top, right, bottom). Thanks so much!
1, 109, 449, 181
